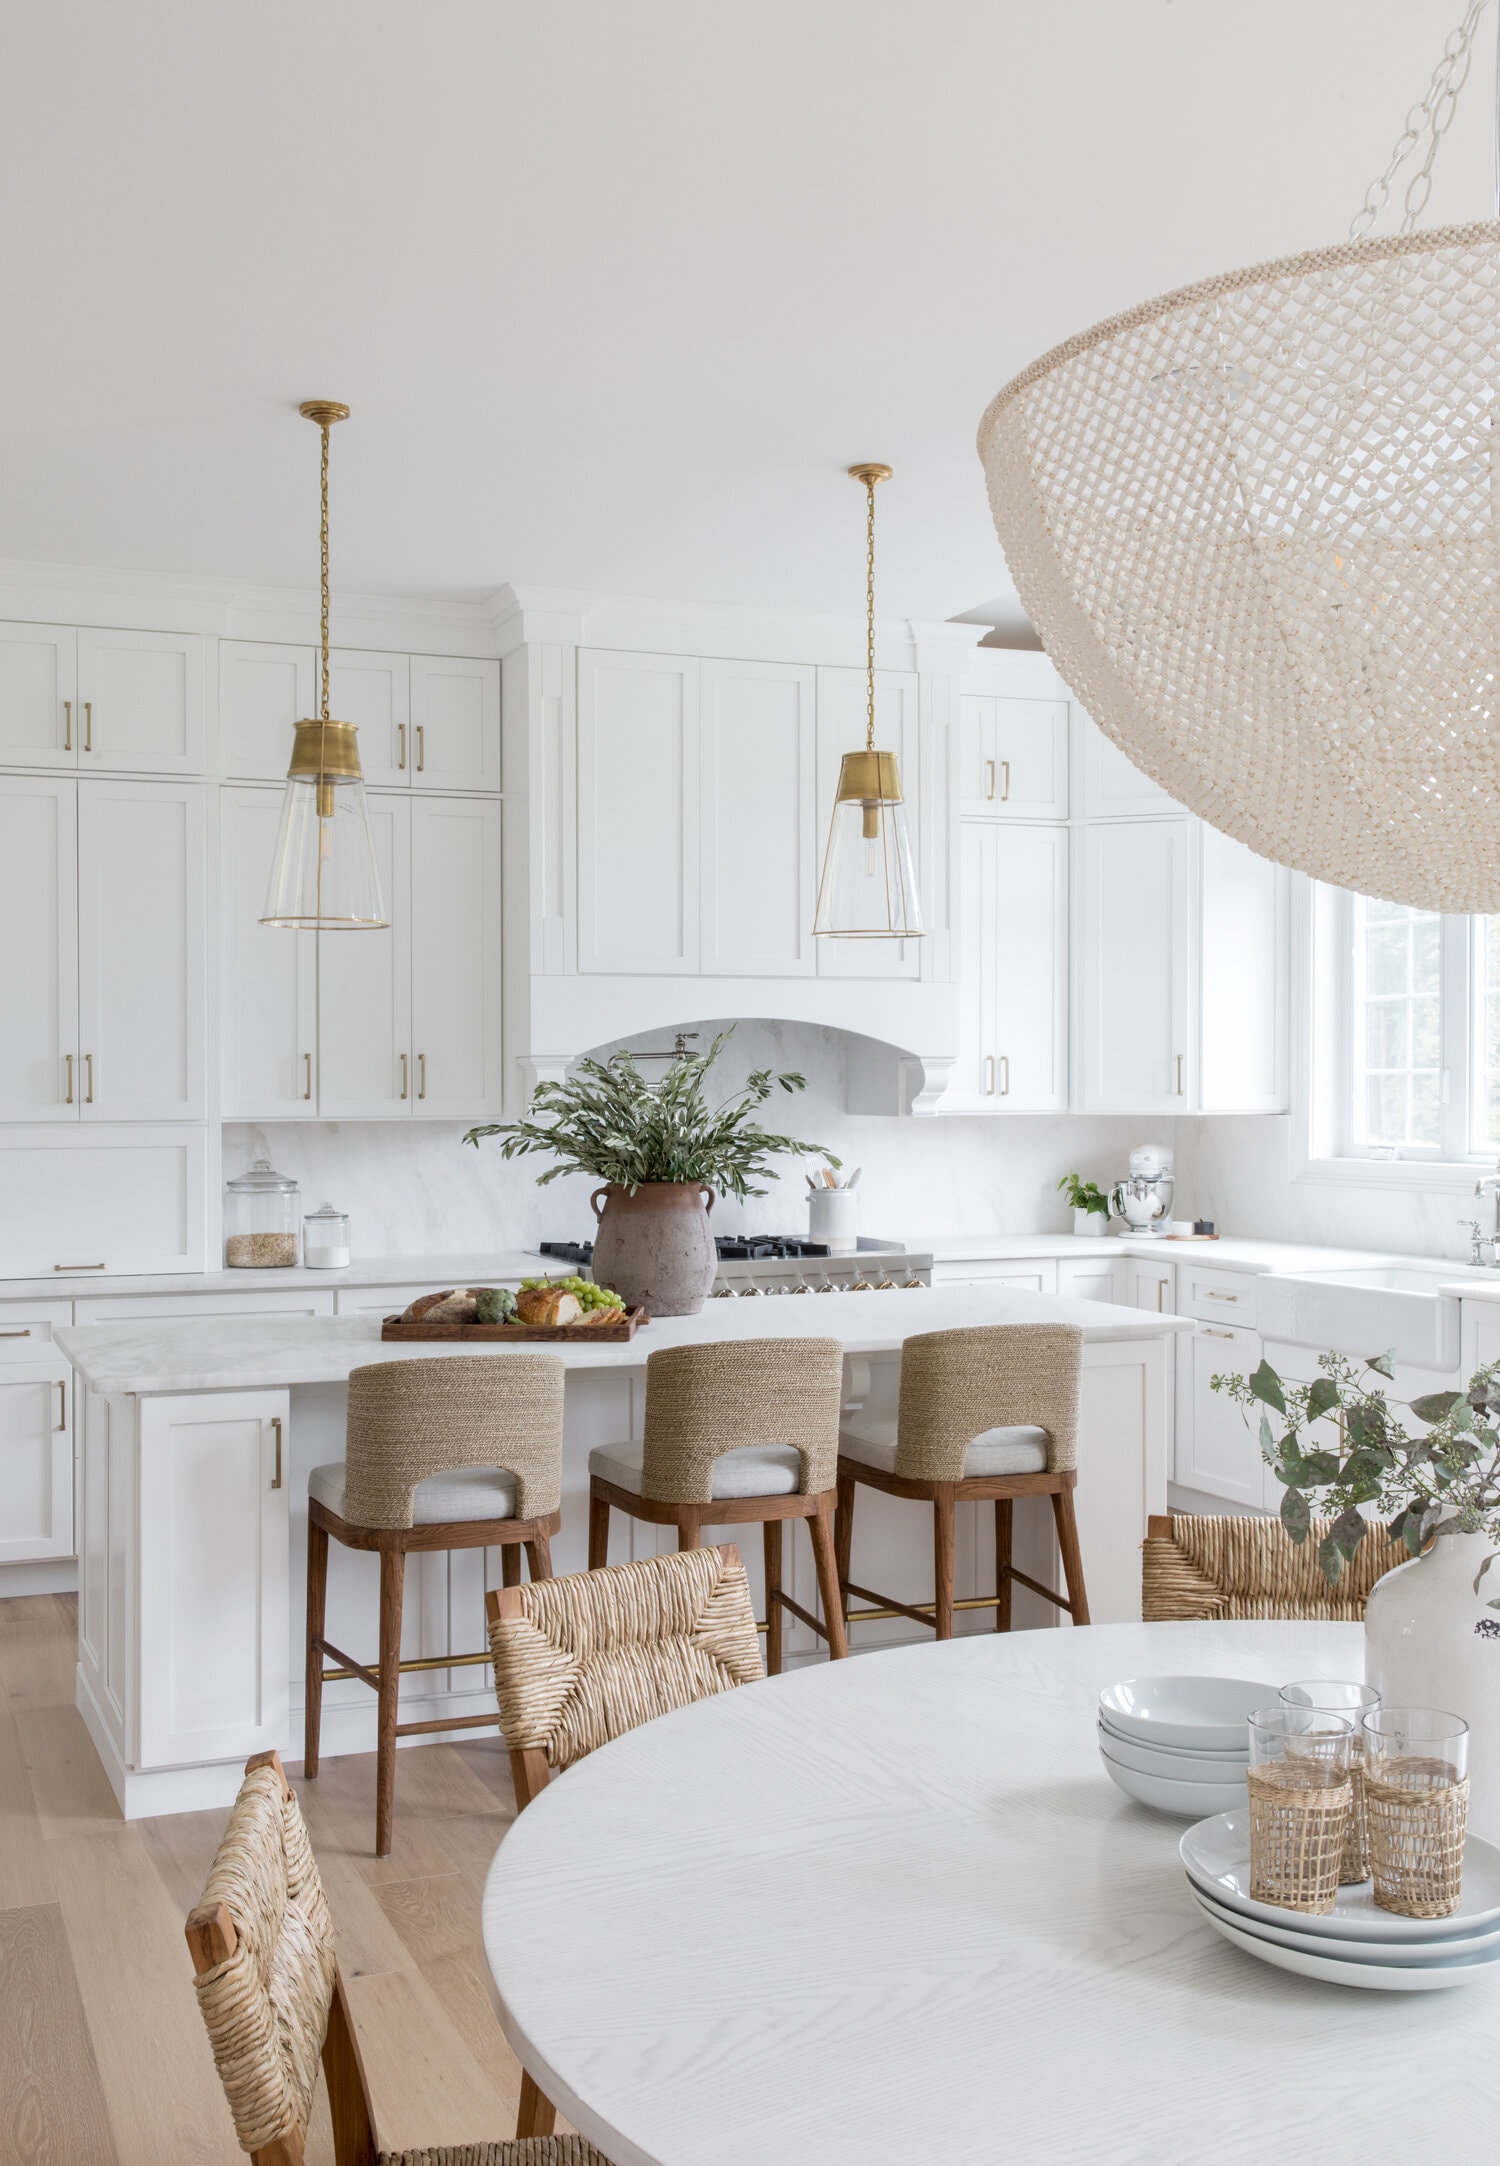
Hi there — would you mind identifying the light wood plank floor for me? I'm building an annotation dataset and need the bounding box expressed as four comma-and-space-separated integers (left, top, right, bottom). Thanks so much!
0, 1593, 539, 2166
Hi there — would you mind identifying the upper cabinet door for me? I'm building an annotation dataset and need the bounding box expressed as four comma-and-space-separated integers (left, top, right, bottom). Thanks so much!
316, 796, 412, 1117
219, 641, 316, 782
0, 777, 78, 1120
219, 785, 318, 1120
1074, 710, 1177, 817
994, 823, 1069, 1110
700, 660, 816, 977
409, 656, 500, 793
77, 780, 206, 1119
330, 650, 409, 790
1199, 825, 1290, 1114
0, 623, 77, 768
76, 629, 206, 774
953, 821, 998, 1102
815, 666, 921, 980
960, 695, 1067, 818
1078, 817, 1191, 1114
410, 796, 502, 1118
577, 650, 701, 975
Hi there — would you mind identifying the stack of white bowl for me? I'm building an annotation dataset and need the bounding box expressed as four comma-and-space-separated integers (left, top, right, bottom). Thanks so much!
1181, 1807, 1500, 1991
1097, 1675, 1263, 1815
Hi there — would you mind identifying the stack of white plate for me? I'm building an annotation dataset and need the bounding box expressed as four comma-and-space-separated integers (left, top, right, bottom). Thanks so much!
1182, 1807, 1500, 1991
1097, 1675, 1261, 1815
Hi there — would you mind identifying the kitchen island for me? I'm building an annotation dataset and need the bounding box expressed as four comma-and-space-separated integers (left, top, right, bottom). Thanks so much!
58, 1286, 1188, 1817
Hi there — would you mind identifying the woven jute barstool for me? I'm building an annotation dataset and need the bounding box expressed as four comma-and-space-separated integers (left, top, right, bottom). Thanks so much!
585, 1336, 848, 1671
835, 1323, 1088, 1639
185, 1748, 611, 2166
305, 1354, 565, 1856
1141, 1513, 1403, 1622
486, 1542, 762, 2140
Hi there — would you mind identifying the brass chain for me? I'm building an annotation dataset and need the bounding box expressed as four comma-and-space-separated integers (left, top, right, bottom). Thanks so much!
318, 421, 331, 723
1349, 0, 1490, 238
864, 473, 876, 754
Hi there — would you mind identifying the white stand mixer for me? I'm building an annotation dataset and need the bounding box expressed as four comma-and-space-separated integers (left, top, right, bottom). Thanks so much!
1110, 1143, 1175, 1237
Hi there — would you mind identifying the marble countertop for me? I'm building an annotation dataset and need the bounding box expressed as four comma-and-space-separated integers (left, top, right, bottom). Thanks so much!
919, 1232, 1407, 1274
0, 1252, 558, 1302
55, 1284, 1190, 1396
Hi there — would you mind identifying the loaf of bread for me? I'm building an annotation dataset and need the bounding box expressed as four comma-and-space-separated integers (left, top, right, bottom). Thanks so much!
514, 1285, 582, 1327
401, 1288, 478, 1325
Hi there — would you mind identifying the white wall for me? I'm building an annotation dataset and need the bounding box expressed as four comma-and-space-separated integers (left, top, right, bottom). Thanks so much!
223, 1019, 1150, 1257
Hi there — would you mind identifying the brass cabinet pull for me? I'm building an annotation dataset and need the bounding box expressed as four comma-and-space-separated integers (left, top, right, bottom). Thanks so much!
56, 1380, 66, 1432
1156, 1282, 1165, 1313
417, 1053, 426, 1100
398, 722, 407, 771
984, 1054, 995, 1096
85, 1053, 94, 1104
63, 700, 72, 752
270, 1416, 283, 1490
0, 1328, 32, 1338
1175, 1053, 1184, 1096
985, 759, 996, 801
416, 724, 425, 772
303, 1052, 313, 1101
83, 701, 92, 753
64, 1053, 73, 1105
399, 1053, 409, 1100
53, 1262, 105, 1272
1205, 1289, 1239, 1303
1201, 1326, 1235, 1339
999, 759, 1010, 801
999, 1054, 1010, 1097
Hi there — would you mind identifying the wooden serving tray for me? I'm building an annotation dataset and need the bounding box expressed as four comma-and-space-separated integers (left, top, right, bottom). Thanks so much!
380, 1307, 648, 1343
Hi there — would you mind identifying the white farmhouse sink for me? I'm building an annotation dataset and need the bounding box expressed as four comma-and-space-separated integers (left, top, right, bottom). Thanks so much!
1256, 1261, 1500, 1373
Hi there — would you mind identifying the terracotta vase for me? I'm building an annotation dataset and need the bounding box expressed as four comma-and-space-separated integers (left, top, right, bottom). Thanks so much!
589, 1181, 717, 1316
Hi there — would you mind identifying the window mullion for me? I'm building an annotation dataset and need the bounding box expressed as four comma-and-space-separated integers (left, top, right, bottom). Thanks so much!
1443, 914, 1472, 1161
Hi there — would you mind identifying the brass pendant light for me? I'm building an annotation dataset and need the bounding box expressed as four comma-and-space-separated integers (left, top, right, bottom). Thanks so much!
812, 464, 923, 940
261, 401, 388, 930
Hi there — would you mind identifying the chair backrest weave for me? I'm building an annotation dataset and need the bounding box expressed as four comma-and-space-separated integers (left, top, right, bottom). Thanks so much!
186, 1757, 337, 2158
1142, 1513, 1404, 1622
488, 1543, 763, 1783
344, 1354, 565, 1526
639, 1336, 843, 1502
894, 1323, 1082, 1482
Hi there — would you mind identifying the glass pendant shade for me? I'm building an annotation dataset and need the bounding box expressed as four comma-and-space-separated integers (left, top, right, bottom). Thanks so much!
812, 749, 923, 938
261, 719, 387, 929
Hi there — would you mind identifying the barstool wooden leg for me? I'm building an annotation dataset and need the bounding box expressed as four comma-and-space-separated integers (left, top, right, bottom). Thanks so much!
834, 1464, 856, 1596
763, 1518, 783, 1675
375, 1549, 405, 1858
933, 1488, 956, 1640
1052, 1487, 1090, 1626
588, 1483, 611, 1569
995, 1497, 1013, 1634
517, 2071, 556, 2139
304, 1514, 330, 1778
524, 1525, 553, 1581
677, 1512, 703, 1551
809, 1498, 848, 1660
501, 1541, 523, 1589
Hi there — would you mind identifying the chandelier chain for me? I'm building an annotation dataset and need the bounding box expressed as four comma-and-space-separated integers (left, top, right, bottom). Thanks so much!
1349, 0, 1490, 239
863, 475, 876, 754
318, 422, 331, 724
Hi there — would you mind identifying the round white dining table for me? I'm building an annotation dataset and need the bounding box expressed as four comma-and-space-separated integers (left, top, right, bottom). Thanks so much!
481, 1620, 1495, 2166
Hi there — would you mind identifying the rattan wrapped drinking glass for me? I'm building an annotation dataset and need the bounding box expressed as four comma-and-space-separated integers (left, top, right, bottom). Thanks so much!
1362, 1708, 1470, 1921
1246, 1707, 1353, 1914
1281, 1680, 1381, 1884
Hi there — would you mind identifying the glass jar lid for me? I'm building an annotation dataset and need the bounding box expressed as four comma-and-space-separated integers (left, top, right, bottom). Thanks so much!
226, 1158, 299, 1193
304, 1201, 346, 1222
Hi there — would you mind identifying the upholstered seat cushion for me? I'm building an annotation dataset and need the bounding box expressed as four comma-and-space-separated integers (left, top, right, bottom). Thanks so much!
308, 1460, 517, 1524
838, 1415, 1049, 1478
588, 1440, 804, 1499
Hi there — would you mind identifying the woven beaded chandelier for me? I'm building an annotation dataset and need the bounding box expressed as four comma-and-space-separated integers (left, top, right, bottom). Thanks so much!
979, 3, 1500, 914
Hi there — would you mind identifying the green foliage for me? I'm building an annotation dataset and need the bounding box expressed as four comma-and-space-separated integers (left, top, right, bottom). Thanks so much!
463, 1031, 836, 1201
1057, 1172, 1110, 1215
1211, 1348, 1500, 1593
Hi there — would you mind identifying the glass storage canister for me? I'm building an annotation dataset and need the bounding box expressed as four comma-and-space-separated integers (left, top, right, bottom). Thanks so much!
224, 1160, 302, 1269
303, 1202, 351, 1270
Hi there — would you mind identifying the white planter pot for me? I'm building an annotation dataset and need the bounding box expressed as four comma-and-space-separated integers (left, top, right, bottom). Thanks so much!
1073, 1209, 1107, 1238
1365, 1524, 1500, 1844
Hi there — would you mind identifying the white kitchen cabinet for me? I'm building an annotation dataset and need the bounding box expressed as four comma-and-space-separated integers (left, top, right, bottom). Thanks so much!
317, 794, 412, 1117
1074, 712, 1178, 817
75, 1289, 336, 1323
959, 694, 1068, 819
700, 659, 817, 977
410, 655, 501, 793
77, 629, 206, 775
1077, 817, 1192, 1114
0, 623, 77, 766
219, 641, 316, 782
0, 1126, 206, 1277
953, 821, 1067, 1110
1199, 825, 1290, 1114
220, 785, 318, 1119
1128, 1256, 1174, 1316
0, 776, 77, 1119
78, 779, 205, 1119
577, 649, 700, 975
1058, 1256, 1124, 1304
330, 650, 410, 790
1175, 1322, 1266, 1506
931, 1257, 1058, 1293
815, 664, 921, 981
409, 796, 503, 1118
0, 1352, 73, 1564
136, 1390, 289, 1767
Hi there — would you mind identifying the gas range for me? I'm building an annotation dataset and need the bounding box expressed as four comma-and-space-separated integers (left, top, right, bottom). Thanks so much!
537, 1236, 934, 1297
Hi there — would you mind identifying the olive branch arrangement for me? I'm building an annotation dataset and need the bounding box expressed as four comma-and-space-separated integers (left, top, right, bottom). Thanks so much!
1211, 1350, 1500, 1603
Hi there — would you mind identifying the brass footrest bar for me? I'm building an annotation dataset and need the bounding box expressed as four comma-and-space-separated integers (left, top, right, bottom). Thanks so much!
316, 1637, 496, 1687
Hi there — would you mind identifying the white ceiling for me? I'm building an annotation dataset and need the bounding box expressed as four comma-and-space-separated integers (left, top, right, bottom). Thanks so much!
2, 1, 1494, 628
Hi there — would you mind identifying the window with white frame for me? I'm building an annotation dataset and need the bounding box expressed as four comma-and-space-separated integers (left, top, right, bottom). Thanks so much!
1333, 891, 1500, 1161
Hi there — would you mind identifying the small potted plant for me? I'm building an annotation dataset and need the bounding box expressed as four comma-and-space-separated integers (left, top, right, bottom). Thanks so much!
1058, 1172, 1111, 1237
465, 1032, 835, 1315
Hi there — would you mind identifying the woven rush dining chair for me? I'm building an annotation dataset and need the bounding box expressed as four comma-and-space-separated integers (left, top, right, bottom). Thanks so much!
586, 1336, 849, 1671
836, 1322, 1088, 1639
1142, 1512, 1404, 1622
185, 1749, 611, 2166
485, 1542, 763, 2139
305, 1354, 566, 1856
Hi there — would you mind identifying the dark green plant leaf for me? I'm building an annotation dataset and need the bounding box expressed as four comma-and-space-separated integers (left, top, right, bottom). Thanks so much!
1330, 1506, 1368, 1560
1249, 1361, 1287, 1415
1280, 1487, 1311, 1543
1318, 1533, 1345, 1585
1306, 1376, 1340, 1420
1410, 1391, 1464, 1424
1474, 1552, 1497, 1598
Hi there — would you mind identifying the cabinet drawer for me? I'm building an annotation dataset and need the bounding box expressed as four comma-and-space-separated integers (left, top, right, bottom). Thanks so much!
75, 1289, 336, 1324
931, 1259, 1058, 1294
1179, 1266, 1259, 1327
1057, 1258, 1124, 1304
335, 1283, 449, 1317
0, 1304, 72, 1360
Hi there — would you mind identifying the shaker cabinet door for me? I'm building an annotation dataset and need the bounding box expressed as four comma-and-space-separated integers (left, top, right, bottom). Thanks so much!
330, 650, 410, 790
220, 641, 317, 782
994, 823, 1068, 1111
577, 650, 700, 974
699, 660, 816, 977
409, 655, 501, 792
0, 776, 78, 1120
220, 785, 318, 1119
410, 796, 502, 1118
76, 628, 206, 774
0, 622, 77, 767
1077, 817, 1191, 1114
0, 1361, 73, 1564
954, 821, 997, 1102
316, 795, 412, 1117
1175, 1324, 1265, 1506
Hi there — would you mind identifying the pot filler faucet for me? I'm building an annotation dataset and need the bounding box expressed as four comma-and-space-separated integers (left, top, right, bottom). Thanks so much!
1461, 1160, 1500, 1265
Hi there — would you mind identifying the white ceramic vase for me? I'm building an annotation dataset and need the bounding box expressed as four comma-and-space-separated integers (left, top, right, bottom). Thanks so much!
1364, 1522, 1500, 1844
1074, 1209, 1107, 1237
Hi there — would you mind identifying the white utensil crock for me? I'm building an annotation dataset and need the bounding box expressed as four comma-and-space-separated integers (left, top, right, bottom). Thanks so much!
808, 1187, 858, 1254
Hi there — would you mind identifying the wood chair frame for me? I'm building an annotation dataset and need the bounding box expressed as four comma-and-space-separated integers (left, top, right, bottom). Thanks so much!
305, 1495, 559, 1856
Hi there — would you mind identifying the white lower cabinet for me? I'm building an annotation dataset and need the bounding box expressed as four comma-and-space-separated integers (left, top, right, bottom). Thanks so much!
1058, 1256, 1124, 1304
1175, 1323, 1266, 1507
0, 1339, 73, 1563
931, 1258, 1058, 1294
1128, 1257, 1174, 1315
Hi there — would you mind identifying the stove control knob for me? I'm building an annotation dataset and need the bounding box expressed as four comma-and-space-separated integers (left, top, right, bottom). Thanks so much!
876, 1277, 897, 1291
741, 1283, 765, 1297
815, 1279, 837, 1292
850, 1278, 873, 1293
904, 1276, 927, 1289
711, 1284, 737, 1298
